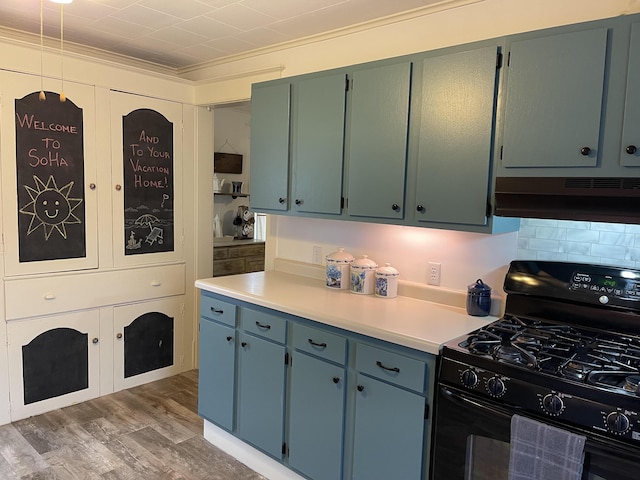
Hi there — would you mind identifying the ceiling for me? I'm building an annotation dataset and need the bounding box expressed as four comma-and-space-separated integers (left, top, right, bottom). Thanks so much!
0, 0, 449, 76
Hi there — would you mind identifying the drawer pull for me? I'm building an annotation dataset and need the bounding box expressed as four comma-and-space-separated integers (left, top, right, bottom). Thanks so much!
44, 293, 56, 300
376, 360, 400, 373
210, 307, 224, 315
308, 338, 327, 348
255, 321, 271, 330
151, 280, 161, 287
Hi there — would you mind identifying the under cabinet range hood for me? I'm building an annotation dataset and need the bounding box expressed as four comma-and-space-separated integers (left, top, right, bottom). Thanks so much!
494, 177, 640, 224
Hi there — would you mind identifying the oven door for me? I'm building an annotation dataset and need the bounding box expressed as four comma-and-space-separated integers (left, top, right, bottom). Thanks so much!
431, 384, 640, 480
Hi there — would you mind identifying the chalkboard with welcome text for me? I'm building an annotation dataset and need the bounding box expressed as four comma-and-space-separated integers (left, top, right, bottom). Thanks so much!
122, 108, 174, 256
15, 91, 86, 263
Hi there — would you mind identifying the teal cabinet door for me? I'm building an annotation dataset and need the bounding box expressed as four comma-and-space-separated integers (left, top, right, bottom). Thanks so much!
250, 82, 291, 211
288, 352, 346, 480
197, 318, 235, 431
621, 22, 640, 167
347, 62, 411, 219
501, 28, 608, 168
415, 46, 499, 226
236, 332, 286, 459
352, 375, 425, 480
293, 73, 346, 215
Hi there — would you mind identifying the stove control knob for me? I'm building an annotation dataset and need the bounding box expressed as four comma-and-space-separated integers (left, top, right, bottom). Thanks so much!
606, 412, 630, 434
487, 376, 505, 397
461, 369, 479, 388
542, 393, 565, 415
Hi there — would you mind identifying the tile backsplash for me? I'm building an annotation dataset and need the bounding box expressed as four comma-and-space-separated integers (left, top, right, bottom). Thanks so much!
516, 219, 640, 268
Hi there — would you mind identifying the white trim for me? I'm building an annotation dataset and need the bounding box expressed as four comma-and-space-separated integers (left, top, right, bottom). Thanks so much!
203, 420, 305, 480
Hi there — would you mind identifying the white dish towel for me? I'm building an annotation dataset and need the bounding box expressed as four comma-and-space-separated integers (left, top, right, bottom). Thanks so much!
508, 414, 586, 480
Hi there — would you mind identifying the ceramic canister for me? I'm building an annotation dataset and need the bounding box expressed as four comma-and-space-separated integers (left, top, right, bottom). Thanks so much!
350, 255, 378, 295
375, 263, 400, 298
326, 248, 355, 289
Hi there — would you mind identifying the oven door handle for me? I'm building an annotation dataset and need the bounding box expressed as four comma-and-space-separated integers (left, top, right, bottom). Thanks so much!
440, 385, 526, 419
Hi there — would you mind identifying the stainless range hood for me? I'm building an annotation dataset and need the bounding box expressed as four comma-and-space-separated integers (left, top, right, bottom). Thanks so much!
494, 177, 640, 224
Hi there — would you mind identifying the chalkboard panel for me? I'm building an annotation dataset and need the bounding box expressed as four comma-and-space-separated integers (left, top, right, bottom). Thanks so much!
15, 92, 86, 262
22, 327, 88, 405
124, 311, 174, 378
123, 109, 174, 255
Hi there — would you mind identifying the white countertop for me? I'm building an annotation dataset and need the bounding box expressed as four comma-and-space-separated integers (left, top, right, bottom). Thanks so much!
195, 270, 497, 355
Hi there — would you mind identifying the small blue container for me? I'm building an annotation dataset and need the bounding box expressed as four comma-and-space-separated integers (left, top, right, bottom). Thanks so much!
467, 279, 491, 316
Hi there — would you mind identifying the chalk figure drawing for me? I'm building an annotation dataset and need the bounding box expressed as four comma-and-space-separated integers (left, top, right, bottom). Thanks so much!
15, 91, 86, 263
122, 108, 174, 256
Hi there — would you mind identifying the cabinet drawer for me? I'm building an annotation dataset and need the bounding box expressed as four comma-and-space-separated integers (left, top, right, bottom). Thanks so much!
228, 244, 265, 258
200, 294, 237, 327
240, 308, 287, 344
213, 258, 245, 277
355, 343, 426, 393
4, 263, 185, 320
246, 256, 265, 273
213, 247, 230, 260
292, 323, 347, 365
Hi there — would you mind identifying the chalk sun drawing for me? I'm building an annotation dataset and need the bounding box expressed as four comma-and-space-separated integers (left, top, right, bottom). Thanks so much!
19, 175, 83, 240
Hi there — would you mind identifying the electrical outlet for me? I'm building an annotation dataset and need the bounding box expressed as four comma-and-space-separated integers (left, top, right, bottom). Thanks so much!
312, 245, 323, 265
428, 262, 441, 286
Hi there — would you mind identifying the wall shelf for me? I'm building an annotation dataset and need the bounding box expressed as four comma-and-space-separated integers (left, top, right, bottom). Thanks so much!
214, 192, 250, 199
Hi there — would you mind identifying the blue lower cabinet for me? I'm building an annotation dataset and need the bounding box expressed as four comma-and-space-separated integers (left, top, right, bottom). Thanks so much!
288, 352, 346, 480
352, 374, 426, 480
236, 331, 287, 459
198, 317, 235, 431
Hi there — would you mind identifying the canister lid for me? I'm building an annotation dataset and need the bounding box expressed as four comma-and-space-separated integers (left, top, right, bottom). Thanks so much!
351, 255, 378, 270
326, 247, 355, 264
376, 263, 399, 277
468, 278, 491, 293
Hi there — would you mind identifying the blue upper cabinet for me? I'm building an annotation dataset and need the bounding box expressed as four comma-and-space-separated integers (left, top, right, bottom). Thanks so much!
249, 82, 291, 212
501, 28, 608, 168
291, 73, 346, 215
347, 62, 411, 220
621, 22, 640, 167
413, 46, 500, 227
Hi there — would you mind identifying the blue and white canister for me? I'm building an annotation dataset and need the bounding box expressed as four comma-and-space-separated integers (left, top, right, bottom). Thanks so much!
326, 248, 354, 289
375, 263, 400, 298
350, 255, 378, 295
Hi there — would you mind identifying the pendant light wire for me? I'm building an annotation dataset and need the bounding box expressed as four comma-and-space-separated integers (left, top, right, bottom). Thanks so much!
59, 3, 66, 102
39, 0, 46, 101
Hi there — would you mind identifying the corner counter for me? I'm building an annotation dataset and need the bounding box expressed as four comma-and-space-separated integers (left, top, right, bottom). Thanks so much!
196, 270, 495, 354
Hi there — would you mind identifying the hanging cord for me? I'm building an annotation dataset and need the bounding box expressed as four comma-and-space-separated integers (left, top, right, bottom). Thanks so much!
59, 3, 66, 102
216, 139, 239, 153
39, 0, 46, 101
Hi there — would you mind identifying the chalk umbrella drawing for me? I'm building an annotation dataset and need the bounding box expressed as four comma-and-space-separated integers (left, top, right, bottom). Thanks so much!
19, 175, 83, 240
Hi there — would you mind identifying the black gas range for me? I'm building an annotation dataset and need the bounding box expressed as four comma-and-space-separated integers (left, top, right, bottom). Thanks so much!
432, 261, 640, 480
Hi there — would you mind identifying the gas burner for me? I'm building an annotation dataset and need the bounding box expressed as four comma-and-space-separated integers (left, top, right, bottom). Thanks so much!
493, 343, 537, 368
513, 334, 542, 349
561, 361, 589, 381
624, 375, 640, 395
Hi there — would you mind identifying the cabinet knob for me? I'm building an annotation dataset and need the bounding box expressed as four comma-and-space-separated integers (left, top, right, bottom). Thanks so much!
226, 336, 233, 342
241, 341, 248, 348
332, 376, 340, 384
92, 338, 99, 344
391, 203, 400, 212
278, 197, 286, 204
89, 183, 96, 190
295, 199, 302, 205
626, 145, 638, 155
116, 333, 123, 339
115, 184, 122, 191
357, 384, 365, 392
416, 205, 425, 213
580, 147, 591, 156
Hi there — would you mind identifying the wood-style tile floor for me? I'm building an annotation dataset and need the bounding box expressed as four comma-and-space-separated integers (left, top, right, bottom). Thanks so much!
0, 370, 266, 480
